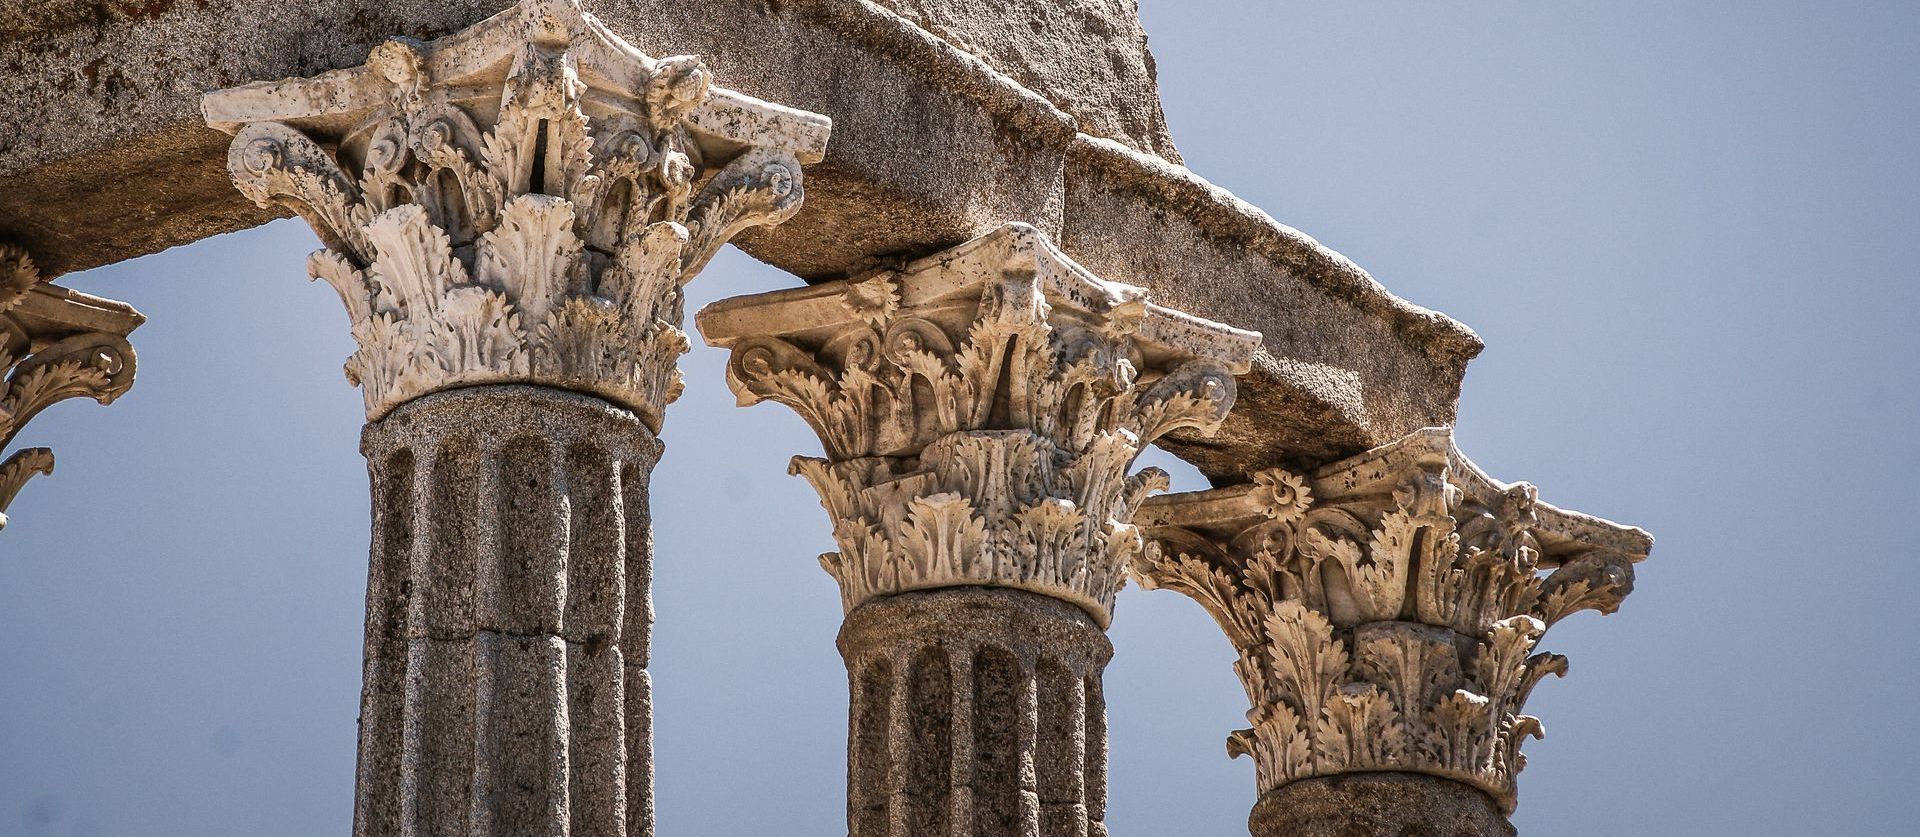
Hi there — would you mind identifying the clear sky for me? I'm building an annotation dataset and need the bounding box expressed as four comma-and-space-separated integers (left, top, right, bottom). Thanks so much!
4, 1, 1918, 834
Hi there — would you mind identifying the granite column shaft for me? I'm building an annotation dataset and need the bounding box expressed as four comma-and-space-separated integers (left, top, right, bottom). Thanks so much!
357, 386, 659, 837
840, 587, 1110, 837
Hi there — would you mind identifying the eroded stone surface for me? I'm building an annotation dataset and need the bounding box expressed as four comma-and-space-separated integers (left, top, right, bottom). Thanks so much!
1063, 136, 1481, 472
1136, 428, 1652, 816
866, 0, 1179, 161
1249, 773, 1515, 837
0, 245, 143, 530
700, 222, 1259, 625
359, 385, 661, 837
839, 587, 1112, 837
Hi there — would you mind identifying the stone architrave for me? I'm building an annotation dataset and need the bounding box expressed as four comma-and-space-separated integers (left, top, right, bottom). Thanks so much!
201, 2, 828, 835
1135, 428, 1653, 837
699, 222, 1261, 837
0, 244, 142, 531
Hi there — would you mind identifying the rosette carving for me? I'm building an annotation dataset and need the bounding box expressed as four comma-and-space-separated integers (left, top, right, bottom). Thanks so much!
700, 224, 1262, 625
1135, 428, 1652, 811
0, 245, 143, 531
204, 0, 830, 426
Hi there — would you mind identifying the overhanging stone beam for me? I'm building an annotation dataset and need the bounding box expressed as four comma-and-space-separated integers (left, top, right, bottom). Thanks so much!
0, 0, 1482, 478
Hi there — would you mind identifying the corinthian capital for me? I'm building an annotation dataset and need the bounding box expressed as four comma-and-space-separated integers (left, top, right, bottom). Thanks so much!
1135, 428, 1652, 811
0, 245, 143, 530
699, 223, 1262, 625
202, 0, 830, 426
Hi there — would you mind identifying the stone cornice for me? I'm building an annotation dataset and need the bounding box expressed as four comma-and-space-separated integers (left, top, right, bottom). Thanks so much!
1136, 427, 1651, 811
699, 223, 1261, 626
0, 245, 143, 530
202, 0, 829, 426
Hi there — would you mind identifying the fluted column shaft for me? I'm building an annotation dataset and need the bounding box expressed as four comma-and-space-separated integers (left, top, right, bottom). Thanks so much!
356, 386, 659, 837
840, 587, 1111, 837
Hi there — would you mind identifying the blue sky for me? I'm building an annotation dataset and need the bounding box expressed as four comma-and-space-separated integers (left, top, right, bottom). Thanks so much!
4, 1, 1918, 834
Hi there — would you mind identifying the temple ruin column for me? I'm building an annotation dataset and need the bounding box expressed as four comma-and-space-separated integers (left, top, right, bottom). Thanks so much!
1135, 428, 1653, 837
0, 245, 142, 532
698, 223, 1262, 837
201, 2, 828, 834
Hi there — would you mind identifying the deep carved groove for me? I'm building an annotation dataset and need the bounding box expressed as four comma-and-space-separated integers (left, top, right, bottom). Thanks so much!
1082, 676, 1107, 831
427, 440, 479, 637
358, 387, 662, 837
907, 646, 953, 835
971, 646, 1022, 837
1036, 658, 1084, 837
497, 435, 558, 635
530, 118, 551, 195
853, 658, 894, 837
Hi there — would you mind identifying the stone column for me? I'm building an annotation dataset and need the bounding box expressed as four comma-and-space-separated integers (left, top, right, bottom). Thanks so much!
356, 386, 660, 837
837, 587, 1110, 837
698, 223, 1263, 837
0, 244, 142, 531
202, 2, 828, 834
1135, 428, 1653, 837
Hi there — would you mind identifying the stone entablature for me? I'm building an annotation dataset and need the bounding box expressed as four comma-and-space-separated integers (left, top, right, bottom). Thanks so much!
698, 223, 1261, 625
202, 0, 830, 427
0, 245, 142, 529
1136, 427, 1651, 811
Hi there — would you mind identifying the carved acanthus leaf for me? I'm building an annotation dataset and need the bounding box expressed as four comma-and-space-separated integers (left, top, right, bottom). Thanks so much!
2, 334, 137, 450
1134, 427, 1653, 812
0, 245, 40, 316
205, 0, 829, 427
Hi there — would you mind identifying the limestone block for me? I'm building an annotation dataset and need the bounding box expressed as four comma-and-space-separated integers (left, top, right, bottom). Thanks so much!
863, 0, 1180, 161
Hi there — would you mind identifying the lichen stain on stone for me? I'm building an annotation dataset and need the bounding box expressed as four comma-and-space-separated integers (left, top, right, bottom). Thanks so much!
121, 0, 177, 21
78, 55, 134, 98
91, 0, 179, 26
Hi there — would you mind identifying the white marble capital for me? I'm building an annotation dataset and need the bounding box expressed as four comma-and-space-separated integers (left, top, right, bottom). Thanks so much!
203, 0, 830, 427
0, 245, 143, 530
699, 223, 1262, 625
1136, 428, 1652, 811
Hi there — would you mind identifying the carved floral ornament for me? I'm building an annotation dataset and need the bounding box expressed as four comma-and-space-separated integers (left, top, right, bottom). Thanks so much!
202, 0, 830, 427
0, 245, 143, 530
1134, 428, 1652, 811
698, 224, 1263, 626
